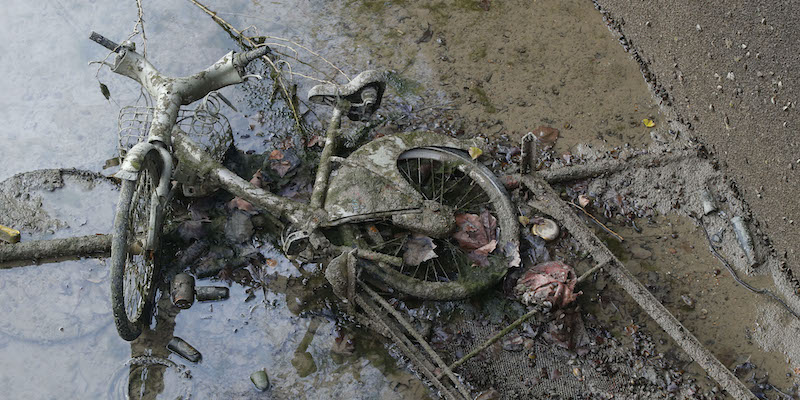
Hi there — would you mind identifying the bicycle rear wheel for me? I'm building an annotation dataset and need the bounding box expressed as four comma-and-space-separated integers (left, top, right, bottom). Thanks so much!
110, 149, 164, 341
359, 147, 519, 300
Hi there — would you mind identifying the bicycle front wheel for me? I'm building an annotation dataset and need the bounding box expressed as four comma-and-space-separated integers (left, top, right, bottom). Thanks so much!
360, 147, 519, 300
110, 149, 164, 341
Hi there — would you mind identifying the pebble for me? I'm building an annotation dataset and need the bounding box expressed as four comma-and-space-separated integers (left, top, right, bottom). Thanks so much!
630, 244, 652, 260
681, 295, 696, 309
250, 369, 271, 391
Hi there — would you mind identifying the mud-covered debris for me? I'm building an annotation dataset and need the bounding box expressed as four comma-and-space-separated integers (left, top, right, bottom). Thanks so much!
177, 220, 207, 242
731, 216, 758, 267
402, 234, 438, 266
266, 148, 301, 177
332, 330, 356, 356
515, 261, 579, 308
415, 23, 433, 44
681, 294, 696, 309
629, 244, 652, 260
542, 308, 590, 352
475, 389, 500, 400
224, 211, 254, 243
177, 239, 209, 267
521, 233, 551, 266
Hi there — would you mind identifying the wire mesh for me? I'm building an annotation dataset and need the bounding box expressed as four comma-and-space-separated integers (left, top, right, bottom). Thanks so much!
117, 93, 234, 162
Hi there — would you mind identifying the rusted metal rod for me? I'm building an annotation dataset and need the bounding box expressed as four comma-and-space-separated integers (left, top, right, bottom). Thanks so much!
516, 173, 755, 400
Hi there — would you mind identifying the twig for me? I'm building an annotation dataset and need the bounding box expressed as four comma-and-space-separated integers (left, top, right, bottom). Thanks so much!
446, 306, 543, 374
0, 234, 112, 265
698, 219, 800, 321
446, 262, 605, 374
188, 0, 321, 135
568, 201, 624, 242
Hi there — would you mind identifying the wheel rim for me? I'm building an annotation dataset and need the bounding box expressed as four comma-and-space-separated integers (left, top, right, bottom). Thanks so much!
365, 147, 514, 291
123, 159, 158, 322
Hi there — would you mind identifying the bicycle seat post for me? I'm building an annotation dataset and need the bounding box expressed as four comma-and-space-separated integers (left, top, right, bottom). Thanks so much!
309, 99, 349, 210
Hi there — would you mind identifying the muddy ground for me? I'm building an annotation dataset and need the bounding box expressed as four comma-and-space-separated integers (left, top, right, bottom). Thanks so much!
590, 0, 800, 282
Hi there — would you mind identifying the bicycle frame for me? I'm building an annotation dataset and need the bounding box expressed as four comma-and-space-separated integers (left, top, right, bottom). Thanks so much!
95, 34, 269, 187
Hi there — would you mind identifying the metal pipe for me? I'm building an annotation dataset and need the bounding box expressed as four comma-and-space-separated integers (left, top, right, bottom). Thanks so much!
310, 105, 345, 209
171, 273, 195, 309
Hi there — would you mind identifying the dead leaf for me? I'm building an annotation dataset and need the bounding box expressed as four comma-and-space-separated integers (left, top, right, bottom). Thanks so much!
402, 234, 438, 266
474, 239, 497, 255
265, 258, 278, 267
469, 146, 483, 160
272, 161, 293, 177
306, 135, 322, 147
269, 149, 284, 160
249, 169, 264, 188
530, 125, 559, 146
453, 210, 497, 250
228, 197, 256, 213
643, 118, 656, 128
504, 241, 521, 268
99, 82, 111, 100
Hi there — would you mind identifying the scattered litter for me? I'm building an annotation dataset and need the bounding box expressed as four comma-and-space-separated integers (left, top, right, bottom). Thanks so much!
167, 336, 202, 363
195, 286, 230, 302
171, 273, 196, 309
731, 216, 757, 267
700, 188, 716, 215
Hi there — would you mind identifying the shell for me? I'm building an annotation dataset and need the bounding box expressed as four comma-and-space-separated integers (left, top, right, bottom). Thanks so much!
531, 218, 560, 241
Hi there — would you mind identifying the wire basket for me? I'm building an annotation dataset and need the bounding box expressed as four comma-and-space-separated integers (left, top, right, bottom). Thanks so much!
117, 93, 234, 163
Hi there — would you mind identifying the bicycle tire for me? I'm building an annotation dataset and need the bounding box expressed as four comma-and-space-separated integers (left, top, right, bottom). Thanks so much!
110, 149, 164, 341
359, 147, 519, 301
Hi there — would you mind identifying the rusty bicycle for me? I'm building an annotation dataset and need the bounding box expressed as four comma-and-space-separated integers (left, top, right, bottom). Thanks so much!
90, 32, 520, 341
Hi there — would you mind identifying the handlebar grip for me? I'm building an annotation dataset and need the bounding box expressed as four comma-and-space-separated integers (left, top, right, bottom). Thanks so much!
236, 46, 272, 66
89, 32, 121, 53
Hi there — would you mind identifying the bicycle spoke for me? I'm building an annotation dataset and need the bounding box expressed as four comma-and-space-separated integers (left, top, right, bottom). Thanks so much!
454, 179, 478, 209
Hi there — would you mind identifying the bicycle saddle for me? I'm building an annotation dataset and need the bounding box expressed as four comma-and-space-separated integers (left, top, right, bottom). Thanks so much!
308, 70, 386, 121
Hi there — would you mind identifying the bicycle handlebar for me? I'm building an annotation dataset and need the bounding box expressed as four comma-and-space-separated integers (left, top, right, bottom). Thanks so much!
235, 46, 271, 67
88, 31, 271, 146
89, 32, 121, 53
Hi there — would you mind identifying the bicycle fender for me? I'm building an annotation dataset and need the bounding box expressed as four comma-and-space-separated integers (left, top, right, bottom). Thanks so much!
114, 142, 167, 181
154, 145, 173, 199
